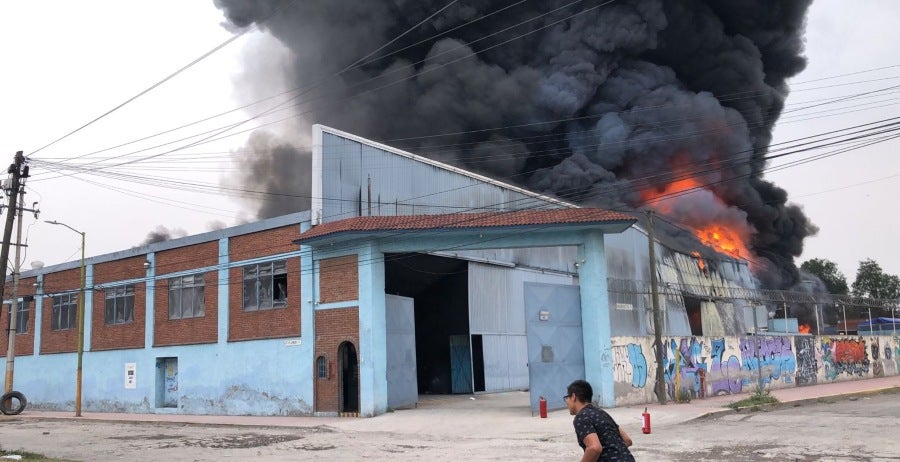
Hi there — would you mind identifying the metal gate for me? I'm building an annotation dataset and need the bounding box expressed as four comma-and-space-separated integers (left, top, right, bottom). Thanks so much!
525, 282, 583, 413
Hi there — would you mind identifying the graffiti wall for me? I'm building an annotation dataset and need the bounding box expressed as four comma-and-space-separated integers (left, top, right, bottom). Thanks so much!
610, 335, 900, 406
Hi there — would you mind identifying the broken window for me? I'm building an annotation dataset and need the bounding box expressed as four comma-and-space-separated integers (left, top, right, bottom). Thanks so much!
242, 260, 288, 311
51, 293, 77, 331
105, 285, 135, 325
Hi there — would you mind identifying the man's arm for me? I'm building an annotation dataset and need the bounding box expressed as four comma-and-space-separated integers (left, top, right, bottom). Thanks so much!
619, 427, 633, 447
580, 433, 603, 462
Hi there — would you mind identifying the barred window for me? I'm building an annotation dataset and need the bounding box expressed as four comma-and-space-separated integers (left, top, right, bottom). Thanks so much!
51, 293, 78, 331
316, 356, 328, 379
242, 260, 287, 311
105, 285, 135, 325
168, 274, 205, 320
5, 300, 28, 334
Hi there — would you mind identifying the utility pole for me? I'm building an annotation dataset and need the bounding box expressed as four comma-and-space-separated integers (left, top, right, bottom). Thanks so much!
646, 210, 666, 404
2, 152, 25, 394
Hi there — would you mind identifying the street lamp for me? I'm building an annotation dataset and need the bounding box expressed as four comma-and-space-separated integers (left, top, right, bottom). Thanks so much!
45, 220, 86, 417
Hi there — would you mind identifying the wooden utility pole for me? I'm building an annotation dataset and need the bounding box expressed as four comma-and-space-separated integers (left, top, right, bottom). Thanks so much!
2, 152, 25, 394
646, 210, 666, 404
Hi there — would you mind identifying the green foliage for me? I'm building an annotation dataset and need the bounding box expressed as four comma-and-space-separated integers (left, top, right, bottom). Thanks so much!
800, 258, 849, 295
675, 388, 692, 403
851, 259, 900, 299
0, 446, 70, 461
726, 387, 779, 410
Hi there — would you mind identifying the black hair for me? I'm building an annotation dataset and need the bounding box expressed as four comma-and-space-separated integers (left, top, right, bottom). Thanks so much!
567, 379, 593, 403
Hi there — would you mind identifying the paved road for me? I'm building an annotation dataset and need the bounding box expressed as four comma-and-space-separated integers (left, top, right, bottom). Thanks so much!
0, 390, 897, 461
631, 390, 900, 461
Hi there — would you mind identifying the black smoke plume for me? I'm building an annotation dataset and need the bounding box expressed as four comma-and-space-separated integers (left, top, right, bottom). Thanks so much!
140, 225, 187, 246
214, 0, 818, 288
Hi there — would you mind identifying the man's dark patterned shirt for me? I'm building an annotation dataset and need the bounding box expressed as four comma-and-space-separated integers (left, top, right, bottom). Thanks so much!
573, 404, 635, 462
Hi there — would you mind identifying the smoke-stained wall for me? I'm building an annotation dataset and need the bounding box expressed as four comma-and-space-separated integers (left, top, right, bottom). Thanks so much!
214, 0, 817, 289
610, 335, 900, 406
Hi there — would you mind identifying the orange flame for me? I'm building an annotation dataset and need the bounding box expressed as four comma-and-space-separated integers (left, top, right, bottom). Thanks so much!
640, 177, 704, 215
798, 324, 811, 334
694, 224, 751, 258
691, 251, 706, 271
641, 168, 753, 260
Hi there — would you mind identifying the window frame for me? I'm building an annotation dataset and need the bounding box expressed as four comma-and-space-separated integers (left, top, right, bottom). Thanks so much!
104, 284, 135, 326
5, 300, 28, 334
316, 356, 328, 379
168, 274, 205, 320
51, 293, 78, 331
242, 260, 288, 311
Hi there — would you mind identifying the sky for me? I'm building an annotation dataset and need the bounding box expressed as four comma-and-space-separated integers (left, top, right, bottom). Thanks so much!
0, 0, 898, 285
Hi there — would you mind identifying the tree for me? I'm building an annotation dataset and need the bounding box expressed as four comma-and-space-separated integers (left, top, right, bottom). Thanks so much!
851, 259, 900, 299
800, 258, 849, 295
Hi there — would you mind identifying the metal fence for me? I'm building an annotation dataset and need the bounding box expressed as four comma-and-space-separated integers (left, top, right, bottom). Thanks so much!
607, 278, 900, 336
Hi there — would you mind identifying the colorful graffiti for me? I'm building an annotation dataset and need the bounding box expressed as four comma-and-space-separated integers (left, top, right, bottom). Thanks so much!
611, 335, 899, 407
821, 337, 870, 380
709, 338, 742, 395
739, 336, 796, 386
612, 344, 648, 388
662, 337, 705, 399
794, 336, 818, 386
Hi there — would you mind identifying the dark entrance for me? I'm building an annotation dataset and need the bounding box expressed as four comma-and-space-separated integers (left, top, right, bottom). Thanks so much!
338, 341, 359, 413
384, 253, 470, 394
684, 296, 703, 335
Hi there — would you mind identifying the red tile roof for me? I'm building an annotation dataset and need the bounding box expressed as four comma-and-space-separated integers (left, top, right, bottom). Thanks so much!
296, 208, 635, 243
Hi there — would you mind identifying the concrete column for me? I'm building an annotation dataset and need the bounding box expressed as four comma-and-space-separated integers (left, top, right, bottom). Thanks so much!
33, 274, 43, 355
83, 264, 94, 352
357, 242, 387, 416
144, 252, 155, 348
578, 230, 615, 407
217, 238, 229, 344
299, 222, 316, 412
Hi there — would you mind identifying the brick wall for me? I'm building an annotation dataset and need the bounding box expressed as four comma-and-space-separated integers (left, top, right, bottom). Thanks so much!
228, 257, 301, 341
154, 242, 220, 346
229, 225, 301, 261
319, 255, 358, 303
92, 257, 147, 351
154, 270, 218, 346
314, 307, 359, 413
156, 241, 218, 275
41, 268, 83, 354
0, 276, 36, 356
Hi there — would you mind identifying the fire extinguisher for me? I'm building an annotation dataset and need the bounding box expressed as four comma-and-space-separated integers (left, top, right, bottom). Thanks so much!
539, 396, 548, 418
642, 407, 651, 434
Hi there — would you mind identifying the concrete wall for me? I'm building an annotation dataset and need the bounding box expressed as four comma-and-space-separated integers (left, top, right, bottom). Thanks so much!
610, 334, 900, 406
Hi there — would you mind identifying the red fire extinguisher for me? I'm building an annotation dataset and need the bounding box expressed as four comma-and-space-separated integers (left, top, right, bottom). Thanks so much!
539, 396, 548, 418
642, 407, 651, 434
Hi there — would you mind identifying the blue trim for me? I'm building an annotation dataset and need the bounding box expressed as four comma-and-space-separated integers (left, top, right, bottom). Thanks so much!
218, 238, 229, 344
578, 231, 614, 407
145, 253, 155, 349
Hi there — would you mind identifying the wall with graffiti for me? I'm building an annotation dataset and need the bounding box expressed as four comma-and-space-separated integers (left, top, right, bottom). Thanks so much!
610, 335, 900, 406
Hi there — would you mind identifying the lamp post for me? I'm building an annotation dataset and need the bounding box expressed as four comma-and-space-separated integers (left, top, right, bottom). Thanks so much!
46, 220, 86, 417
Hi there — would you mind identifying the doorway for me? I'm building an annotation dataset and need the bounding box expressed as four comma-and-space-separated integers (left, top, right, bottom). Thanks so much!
338, 341, 359, 413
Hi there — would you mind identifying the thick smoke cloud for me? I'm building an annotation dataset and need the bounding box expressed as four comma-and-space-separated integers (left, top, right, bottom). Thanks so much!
139, 225, 187, 246
227, 130, 312, 220
214, 0, 817, 288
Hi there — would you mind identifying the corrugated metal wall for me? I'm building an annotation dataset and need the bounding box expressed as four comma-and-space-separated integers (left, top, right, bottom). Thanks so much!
468, 262, 575, 392
320, 131, 560, 224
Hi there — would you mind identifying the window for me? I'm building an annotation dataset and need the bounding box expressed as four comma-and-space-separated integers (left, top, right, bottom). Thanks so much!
242, 260, 287, 311
168, 274, 205, 320
316, 356, 328, 379
51, 293, 78, 331
5, 300, 28, 334
105, 285, 135, 325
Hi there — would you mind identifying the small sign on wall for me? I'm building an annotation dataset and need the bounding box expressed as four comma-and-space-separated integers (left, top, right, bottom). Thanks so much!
125, 362, 136, 389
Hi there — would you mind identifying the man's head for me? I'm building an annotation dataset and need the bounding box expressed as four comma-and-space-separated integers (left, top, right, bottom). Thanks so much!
565, 379, 593, 414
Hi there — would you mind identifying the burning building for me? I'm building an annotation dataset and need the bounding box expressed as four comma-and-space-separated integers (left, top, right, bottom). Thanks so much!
9, 1, 895, 418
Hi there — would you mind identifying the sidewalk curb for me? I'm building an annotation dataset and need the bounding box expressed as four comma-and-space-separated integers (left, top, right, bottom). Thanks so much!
687, 385, 900, 423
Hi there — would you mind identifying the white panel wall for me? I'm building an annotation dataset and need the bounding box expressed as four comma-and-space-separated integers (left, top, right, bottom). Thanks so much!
468, 262, 575, 392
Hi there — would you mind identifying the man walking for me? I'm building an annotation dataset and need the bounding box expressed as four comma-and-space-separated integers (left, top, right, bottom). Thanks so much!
565, 379, 635, 462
